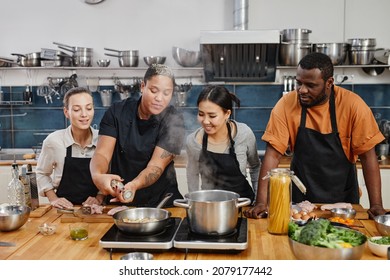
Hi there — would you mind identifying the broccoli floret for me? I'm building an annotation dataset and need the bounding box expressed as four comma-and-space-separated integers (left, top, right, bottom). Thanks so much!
288, 222, 301, 241
298, 219, 331, 246
291, 218, 366, 249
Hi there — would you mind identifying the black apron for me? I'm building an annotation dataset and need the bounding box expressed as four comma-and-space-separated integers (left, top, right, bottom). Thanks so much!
198, 122, 255, 201
290, 88, 359, 203
56, 146, 98, 205
108, 101, 182, 207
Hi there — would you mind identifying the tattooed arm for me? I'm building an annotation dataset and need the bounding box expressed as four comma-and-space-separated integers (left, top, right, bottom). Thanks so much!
118, 146, 175, 203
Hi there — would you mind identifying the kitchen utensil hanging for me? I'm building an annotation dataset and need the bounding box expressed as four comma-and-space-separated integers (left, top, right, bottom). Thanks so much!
37, 83, 55, 104
60, 74, 78, 95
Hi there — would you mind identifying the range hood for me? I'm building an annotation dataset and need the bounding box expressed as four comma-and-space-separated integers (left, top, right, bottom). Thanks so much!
200, 30, 280, 82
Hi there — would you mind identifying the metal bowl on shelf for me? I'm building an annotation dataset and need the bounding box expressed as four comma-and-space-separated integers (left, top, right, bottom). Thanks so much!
143, 56, 166, 66
172, 46, 202, 67
312, 43, 349, 65
96, 59, 110, 67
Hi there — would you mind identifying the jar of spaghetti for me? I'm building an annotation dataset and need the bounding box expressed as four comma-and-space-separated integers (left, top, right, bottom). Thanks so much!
265, 168, 293, 235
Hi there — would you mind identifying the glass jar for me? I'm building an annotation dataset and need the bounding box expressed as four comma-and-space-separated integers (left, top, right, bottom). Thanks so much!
266, 168, 293, 235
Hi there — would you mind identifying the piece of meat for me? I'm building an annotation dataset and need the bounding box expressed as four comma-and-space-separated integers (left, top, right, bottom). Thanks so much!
320, 202, 353, 211
90, 204, 104, 214
297, 200, 317, 213
107, 206, 128, 216
82, 204, 104, 214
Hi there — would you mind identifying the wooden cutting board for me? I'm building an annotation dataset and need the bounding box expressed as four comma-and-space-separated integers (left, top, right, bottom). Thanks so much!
30, 205, 52, 218
60, 205, 117, 223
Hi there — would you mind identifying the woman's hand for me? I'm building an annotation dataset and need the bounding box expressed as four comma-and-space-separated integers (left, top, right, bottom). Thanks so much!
243, 203, 268, 219
50, 197, 73, 209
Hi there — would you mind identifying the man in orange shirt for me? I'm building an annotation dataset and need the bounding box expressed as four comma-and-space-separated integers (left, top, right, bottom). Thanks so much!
245, 52, 387, 219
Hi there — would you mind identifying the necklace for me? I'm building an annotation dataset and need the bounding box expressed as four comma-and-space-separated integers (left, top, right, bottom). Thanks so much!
138, 106, 149, 120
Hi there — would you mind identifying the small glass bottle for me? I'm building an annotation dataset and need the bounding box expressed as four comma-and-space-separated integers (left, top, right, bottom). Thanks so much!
265, 168, 293, 235
7, 163, 26, 206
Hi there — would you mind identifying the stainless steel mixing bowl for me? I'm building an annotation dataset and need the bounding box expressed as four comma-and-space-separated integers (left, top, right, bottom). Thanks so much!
0, 205, 31, 232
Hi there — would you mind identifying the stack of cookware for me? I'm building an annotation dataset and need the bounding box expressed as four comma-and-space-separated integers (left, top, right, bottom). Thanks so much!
40, 48, 73, 67
279, 28, 312, 66
347, 38, 376, 65
11, 52, 41, 67
104, 48, 139, 67
53, 42, 93, 67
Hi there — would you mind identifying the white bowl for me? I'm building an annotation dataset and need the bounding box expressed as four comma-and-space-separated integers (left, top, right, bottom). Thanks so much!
368, 236, 390, 258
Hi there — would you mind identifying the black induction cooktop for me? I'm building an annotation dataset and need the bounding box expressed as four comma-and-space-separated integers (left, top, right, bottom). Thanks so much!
99, 217, 182, 251
173, 217, 248, 252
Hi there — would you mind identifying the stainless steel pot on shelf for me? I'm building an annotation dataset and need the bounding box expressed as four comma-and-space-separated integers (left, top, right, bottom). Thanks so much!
104, 48, 139, 67
312, 43, 349, 65
347, 38, 376, 65
279, 42, 312, 66
281, 28, 312, 43
11, 52, 41, 67
348, 46, 376, 65
53, 42, 93, 67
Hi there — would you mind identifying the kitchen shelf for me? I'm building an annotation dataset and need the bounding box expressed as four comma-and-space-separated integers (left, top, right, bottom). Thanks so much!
0, 101, 32, 106
277, 64, 390, 69
0, 66, 204, 71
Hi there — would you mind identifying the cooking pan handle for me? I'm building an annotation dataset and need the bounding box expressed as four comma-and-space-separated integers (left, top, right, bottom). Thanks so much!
11, 53, 26, 58
53, 41, 74, 49
104, 53, 121, 58
57, 46, 75, 53
104, 48, 122, 53
236, 197, 251, 208
156, 192, 173, 209
173, 198, 189, 209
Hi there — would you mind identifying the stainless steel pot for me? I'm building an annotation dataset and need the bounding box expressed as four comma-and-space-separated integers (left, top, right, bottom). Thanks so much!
279, 42, 312, 66
281, 28, 311, 43
104, 48, 139, 67
53, 42, 93, 67
173, 190, 251, 235
113, 193, 172, 235
312, 43, 349, 65
0, 57, 16, 67
348, 48, 375, 65
347, 38, 376, 48
11, 52, 41, 67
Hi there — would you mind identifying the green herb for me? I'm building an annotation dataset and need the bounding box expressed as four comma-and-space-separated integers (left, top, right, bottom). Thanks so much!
370, 236, 390, 245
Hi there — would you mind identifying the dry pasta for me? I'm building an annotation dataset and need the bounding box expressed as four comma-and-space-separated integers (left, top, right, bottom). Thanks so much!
267, 174, 291, 234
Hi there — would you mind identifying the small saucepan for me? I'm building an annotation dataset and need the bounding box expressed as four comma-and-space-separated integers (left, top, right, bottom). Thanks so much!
0, 57, 16, 67
104, 48, 139, 67
113, 193, 173, 235
11, 52, 41, 67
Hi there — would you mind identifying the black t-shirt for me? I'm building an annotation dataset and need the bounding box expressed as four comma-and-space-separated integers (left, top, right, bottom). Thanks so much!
98, 98, 185, 206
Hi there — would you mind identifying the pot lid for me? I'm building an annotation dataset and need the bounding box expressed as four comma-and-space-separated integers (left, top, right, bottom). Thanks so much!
374, 49, 390, 65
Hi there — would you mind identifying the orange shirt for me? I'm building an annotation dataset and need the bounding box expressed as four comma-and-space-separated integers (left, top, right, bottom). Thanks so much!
262, 85, 385, 163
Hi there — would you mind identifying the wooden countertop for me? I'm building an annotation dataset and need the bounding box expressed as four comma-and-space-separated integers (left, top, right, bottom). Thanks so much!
0, 204, 386, 260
